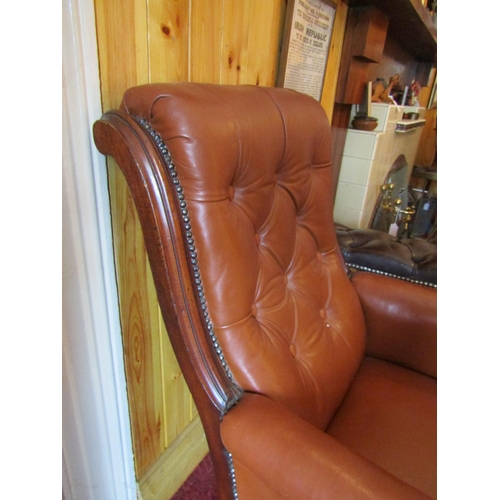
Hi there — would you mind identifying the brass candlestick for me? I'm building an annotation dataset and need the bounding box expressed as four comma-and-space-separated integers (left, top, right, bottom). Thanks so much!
379, 184, 416, 238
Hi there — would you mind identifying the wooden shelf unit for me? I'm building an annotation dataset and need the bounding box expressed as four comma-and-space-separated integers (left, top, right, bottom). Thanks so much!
335, 0, 436, 105
349, 0, 436, 61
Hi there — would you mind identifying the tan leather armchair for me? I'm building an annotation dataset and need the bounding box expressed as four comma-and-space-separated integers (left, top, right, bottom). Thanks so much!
94, 83, 436, 499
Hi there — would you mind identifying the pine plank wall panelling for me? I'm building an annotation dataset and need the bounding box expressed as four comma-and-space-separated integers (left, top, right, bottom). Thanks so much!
94, 0, 348, 495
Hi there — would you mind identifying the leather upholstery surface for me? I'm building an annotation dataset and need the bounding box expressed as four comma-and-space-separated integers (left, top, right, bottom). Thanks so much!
222, 392, 433, 500
335, 224, 437, 285
352, 272, 437, 378
121, 83, 366, 429
327, 356, 437, 498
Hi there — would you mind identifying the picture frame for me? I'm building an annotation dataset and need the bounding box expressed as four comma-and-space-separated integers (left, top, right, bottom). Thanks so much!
277, 0, 337, 101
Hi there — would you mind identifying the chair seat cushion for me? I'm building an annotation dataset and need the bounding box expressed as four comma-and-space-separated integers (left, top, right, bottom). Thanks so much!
326, 356, 437, 498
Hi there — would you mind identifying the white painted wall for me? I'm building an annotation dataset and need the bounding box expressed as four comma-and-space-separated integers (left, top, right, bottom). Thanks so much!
62, 0, 136, 497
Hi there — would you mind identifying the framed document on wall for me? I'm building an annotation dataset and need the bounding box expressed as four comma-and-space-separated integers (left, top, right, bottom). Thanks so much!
278, 0, 337, 101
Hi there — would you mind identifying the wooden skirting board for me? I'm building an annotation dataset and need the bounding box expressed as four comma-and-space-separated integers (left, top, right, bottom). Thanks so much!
138, 415, 209, 500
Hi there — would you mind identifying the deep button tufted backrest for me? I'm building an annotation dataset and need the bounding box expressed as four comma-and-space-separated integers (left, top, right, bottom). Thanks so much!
121, 83, 366, 430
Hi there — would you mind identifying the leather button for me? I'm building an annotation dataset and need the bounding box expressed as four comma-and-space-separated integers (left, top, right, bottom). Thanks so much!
255, 233, 261, 246
320, 309, 327, 320
317, 252, 323, 261
289, 343, 297, 357
228, 185, 235, 201
251, 304, 258, 317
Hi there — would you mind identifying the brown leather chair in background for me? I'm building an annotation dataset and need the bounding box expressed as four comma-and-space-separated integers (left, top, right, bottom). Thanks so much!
93, 83, 437, 499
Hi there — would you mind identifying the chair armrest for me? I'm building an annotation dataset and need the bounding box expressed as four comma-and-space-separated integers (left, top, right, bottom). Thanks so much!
221, 393, 432, 500
351, 271, 437, 378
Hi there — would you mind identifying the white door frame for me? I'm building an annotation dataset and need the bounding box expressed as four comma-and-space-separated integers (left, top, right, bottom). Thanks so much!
62, 0, 136, 497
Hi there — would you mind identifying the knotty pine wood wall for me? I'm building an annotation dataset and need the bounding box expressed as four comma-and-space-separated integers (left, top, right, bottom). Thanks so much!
94, 0, 348, 493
